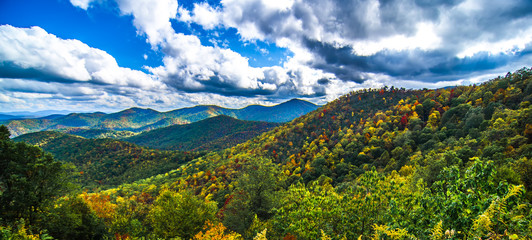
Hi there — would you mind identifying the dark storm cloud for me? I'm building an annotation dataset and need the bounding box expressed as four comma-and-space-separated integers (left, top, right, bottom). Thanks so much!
200, 75, 278, 97
159, 73, 277, 97
303, 38, 532, 82
317, 78, 331, 85
0, 62, 80, 84
413, 0, 464, 7
181, 0, 532, 87
0, 78, 103, 98
219, 0, 466, 41
435, 0, 532, 50
308, 0, 532, 83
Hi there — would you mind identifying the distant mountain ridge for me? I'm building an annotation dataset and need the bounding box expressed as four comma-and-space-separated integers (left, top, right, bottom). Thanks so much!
0, 114, 19, 121
4, 99, 319, 137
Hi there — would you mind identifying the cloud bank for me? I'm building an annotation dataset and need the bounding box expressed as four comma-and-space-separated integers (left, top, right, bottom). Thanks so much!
0, 25, 161, 89
1, 0, 531, 112
178, 0, 532, 81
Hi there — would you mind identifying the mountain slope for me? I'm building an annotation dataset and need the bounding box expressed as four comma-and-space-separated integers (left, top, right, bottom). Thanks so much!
5, 99, 318, 137
124, 115, 280, 151
93, 68, 532, 239
59, 128, 137, 139
13, 131, 203, 188
235, 98, 320, 122
10, 68, 532, 239
164, 105, 237, 123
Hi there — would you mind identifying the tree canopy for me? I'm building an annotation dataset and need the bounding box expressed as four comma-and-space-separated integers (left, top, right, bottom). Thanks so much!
4, 67, 532, 239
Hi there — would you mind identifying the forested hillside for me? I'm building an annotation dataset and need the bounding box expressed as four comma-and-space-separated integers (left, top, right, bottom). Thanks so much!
59, 128, 137, 139
14, 131, 203, 188
124, 115, 279, 151
2, 68, 531, 239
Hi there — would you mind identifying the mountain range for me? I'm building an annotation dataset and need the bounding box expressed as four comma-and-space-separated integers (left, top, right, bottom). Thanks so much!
0, 110, 73, 120
3, 98, 318, 137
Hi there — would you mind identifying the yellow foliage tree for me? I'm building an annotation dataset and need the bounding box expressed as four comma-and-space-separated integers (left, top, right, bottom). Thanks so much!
194, 221, 243, 240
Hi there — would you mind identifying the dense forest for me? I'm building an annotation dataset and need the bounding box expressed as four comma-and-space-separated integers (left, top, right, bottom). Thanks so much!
13, 131, 204, 189
123, 115, 280, 151
1, 67, 531, 239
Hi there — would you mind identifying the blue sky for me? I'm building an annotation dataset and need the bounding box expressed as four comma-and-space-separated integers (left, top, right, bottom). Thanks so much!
0, 0, 531, 112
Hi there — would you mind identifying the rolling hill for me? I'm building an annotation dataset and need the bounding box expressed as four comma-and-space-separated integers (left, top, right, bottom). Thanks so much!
124, 115, 280, 151
11, 115, 280, 186
59, 128, 137, 139
13, 131, 203, 188
4, 98, 319, 137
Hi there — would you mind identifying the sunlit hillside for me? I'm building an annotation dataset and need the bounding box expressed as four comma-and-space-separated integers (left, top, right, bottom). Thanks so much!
5, 68, 530, 239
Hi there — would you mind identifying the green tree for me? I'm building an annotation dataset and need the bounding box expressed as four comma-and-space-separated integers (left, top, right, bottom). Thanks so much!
0, 218, 53, 240
148, 189, 217, 239
223, 158, 282, 236
270, 181, 344, 239
0, 125, 68, 225
414, 158, 531, 239
39, 196, 108, 240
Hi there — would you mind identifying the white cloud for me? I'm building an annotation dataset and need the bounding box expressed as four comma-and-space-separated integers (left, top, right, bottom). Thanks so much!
0, 24, 180, 112
110, 0, 335, 97
187, 3, 222, 30
0, 25, 91, 82
0, 78, 98, 96
456, 28, 532, 58
180, 0, 532, 81
115, 0, 178, 46
151, 33, 266, 92
150, 31, 346, 97
69, 0, 96, 10
352, 22, 442, 56
0, 92, 23, 103
52, 0, 532, 113
0, 25, 162, 89
12, 92, 55, 99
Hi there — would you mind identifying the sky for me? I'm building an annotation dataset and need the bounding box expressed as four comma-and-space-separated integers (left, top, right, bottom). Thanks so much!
0, 0, 531, 113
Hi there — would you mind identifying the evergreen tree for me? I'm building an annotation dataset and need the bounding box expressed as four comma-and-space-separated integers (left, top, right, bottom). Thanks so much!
0, 125, 68, 225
